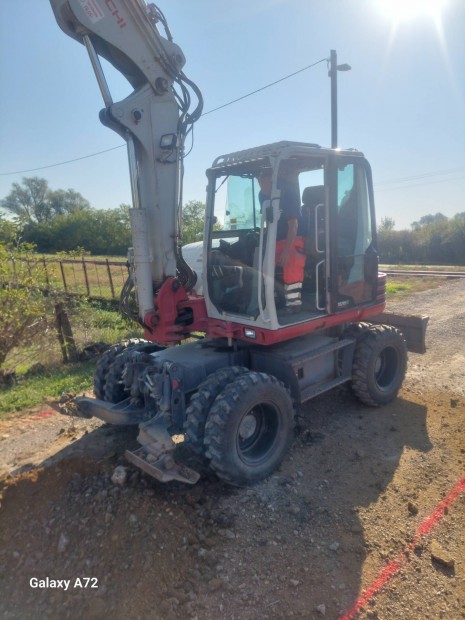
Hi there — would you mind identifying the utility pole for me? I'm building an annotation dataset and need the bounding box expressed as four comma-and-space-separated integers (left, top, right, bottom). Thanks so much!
329, 50, 351, 149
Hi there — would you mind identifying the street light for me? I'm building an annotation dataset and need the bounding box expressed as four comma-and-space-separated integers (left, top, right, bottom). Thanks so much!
328, 49, 351, 149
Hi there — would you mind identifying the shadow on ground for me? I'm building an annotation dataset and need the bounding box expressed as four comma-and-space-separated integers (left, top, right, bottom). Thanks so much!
0, 390, 432, 620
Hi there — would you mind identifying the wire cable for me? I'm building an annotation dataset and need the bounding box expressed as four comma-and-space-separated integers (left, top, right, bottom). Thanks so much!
376, 166, 465, 187
0, 57, 327, 176
376, 174, 465, 192
201, 57, 327, 116
0, 145, 125, 176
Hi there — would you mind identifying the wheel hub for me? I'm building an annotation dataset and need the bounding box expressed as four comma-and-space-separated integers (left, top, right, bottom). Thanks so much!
238, 412, 258, 440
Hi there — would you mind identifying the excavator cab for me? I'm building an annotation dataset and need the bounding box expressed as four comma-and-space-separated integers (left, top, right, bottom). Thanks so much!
204, 142, 380, 340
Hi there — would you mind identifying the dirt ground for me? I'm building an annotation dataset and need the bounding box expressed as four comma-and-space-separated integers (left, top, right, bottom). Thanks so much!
1, 279, 464, 620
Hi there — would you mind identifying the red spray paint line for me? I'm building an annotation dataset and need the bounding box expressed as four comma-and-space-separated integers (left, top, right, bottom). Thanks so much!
31, 409, 57, 420
339, 476, 465, 620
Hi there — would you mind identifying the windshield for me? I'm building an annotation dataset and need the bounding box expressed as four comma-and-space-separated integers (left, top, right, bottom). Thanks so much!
207, 173, 263, 318
214, 174, 260, 233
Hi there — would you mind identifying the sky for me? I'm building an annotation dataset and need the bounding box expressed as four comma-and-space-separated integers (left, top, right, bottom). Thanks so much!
0, 0, 464, 230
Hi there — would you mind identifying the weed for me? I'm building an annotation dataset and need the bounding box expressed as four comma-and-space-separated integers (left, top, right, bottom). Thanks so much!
0, 361, 95, 416
1, 299, 141, 417
386, 282, 412, 295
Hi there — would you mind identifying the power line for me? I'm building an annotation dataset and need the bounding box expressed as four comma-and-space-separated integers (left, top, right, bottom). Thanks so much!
0, 58, 327, 176
376, 166, 465, 187
201, 58, 327, 116
376, 174, 465, 192
0, 145, 125, 176
2, 49, 463, 191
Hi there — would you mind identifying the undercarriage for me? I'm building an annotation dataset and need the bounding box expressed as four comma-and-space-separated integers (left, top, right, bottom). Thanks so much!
72, 316, 427, 486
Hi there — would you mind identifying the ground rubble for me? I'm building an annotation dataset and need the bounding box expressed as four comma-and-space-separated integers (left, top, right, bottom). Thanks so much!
1, 279, 464, 619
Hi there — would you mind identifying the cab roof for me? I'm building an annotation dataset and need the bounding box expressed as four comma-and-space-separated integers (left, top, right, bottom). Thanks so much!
208, 141, 363, 177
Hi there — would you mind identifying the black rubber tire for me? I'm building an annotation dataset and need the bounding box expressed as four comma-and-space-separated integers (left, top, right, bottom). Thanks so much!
342, 321, 371, 340
204, 372, 295, 486
351, 324, 407, 407
94, 342, 130, 400
183, 366, 248, 455
93, 338, 148, 402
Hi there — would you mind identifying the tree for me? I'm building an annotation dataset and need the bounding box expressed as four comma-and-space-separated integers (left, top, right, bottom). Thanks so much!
0, 217, 50, 369
0, 177, 91, 224
22, 206, 132, 255
0, 177, 49, 223
378, 216, 396, 232
46, 189, 91, 216
182, 200, 206, 245
411, 212, 448, 231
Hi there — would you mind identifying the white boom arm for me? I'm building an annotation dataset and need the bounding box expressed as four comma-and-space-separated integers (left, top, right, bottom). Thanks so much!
49, 0, 202, 319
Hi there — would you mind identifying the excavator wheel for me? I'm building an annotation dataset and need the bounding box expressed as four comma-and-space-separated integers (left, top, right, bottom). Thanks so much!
93, 338, 149, 403
204, 372, 295, 487
351, 324, 407, 407
183, 366, 248, 455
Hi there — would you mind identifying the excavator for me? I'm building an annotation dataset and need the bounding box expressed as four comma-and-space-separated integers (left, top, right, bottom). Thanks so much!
49, 0, 428, 486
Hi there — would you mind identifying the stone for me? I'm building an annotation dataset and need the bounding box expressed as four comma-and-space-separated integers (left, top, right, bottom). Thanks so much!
208, 578, 224, 592
111, 466, 127, 485
431, 540, 455, 569
57, 533, 69, 553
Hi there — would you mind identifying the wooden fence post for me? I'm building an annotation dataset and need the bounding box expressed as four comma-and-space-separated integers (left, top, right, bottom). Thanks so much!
106, 259, 116, 298
82, 257, 90, 296
42, 257, 50, 288
55, 302, 79, 363
59, 261, 68, 292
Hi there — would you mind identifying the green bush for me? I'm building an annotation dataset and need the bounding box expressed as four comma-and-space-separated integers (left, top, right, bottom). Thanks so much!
0, 218, 53, 369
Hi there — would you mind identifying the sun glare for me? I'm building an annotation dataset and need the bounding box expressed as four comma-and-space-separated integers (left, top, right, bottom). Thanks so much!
377, 0, 448, 23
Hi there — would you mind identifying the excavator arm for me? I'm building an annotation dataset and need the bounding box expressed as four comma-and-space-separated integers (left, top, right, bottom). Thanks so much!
49, 0, 202, 320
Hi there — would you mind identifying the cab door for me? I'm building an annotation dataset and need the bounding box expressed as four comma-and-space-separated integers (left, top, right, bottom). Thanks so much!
329, 156, 378, 312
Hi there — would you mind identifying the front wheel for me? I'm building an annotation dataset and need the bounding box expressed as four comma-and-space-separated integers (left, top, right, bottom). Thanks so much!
204, 372, 295, 486
351, 324, 407, 407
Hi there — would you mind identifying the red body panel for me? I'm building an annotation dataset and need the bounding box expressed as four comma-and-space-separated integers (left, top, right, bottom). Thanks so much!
204, 302, 386, 345
143, 277, 208, 345
144, 274, 387, 347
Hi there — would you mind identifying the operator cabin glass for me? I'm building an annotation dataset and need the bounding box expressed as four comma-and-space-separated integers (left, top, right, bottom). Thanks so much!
207, 157, 332, 325
206, 155, 377, 325
334, 161, 377, 309
207, 173, 263, 319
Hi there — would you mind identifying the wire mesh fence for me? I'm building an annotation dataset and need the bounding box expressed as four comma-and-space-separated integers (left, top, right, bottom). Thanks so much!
14, 257, 129, 300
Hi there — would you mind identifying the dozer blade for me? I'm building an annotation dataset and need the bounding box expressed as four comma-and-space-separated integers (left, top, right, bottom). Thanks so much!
126, 417, 201, 484
125, 447, 200, 485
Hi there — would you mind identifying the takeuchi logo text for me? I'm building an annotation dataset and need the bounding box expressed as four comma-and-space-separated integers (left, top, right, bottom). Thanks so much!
105, 0, 127, 28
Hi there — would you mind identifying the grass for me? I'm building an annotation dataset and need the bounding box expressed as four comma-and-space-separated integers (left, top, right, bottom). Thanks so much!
1, 264, 460, 418
0, 298, 141, 418
0, 361, 95, 415
380, 264, 465, 271
385, 274, 460, 296
386, 281, 413, 296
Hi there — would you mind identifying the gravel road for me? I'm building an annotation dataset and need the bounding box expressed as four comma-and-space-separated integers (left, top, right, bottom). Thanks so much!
1, 279, 464, 620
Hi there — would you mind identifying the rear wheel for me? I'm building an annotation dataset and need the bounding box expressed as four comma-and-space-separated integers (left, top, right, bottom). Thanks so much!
351, 324, 407, 407
94, 339, 159, 403
94, 340, 136, 400
204, 372, 295, 486
183, 366, 248, 455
